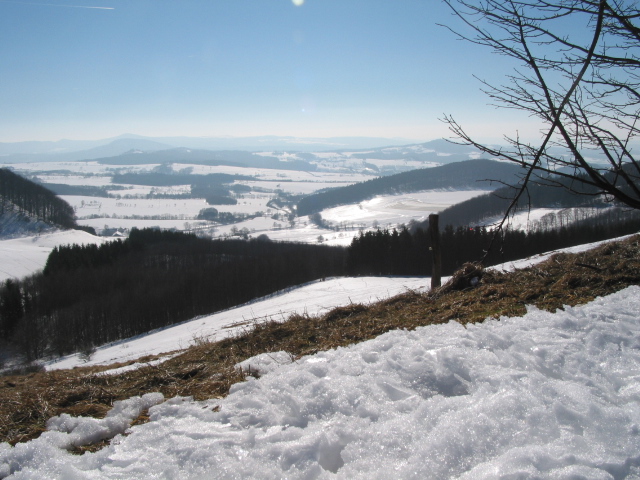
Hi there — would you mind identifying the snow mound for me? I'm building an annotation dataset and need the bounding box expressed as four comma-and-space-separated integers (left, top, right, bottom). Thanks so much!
0, 393, 164, 478
2, 287, 639, 479
236, 351, 294, 377
46, 393, 165, 449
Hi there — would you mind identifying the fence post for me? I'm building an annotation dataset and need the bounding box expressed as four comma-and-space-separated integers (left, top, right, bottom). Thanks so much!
429, 214, 441, 289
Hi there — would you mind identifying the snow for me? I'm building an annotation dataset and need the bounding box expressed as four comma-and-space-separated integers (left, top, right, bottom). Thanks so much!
45, 393, 165, 450
4, 161, 125, 175
320, 190, 489, 227
0, 230, 114, 282
204, 189, 491, 247
4, 159, 496, 247
46, 276, 432, 371
79, 217, 211, 233
481, 206, 614, 232
63, 196, 208, 220
33, 174, 114, 187
2, 285, 639, 479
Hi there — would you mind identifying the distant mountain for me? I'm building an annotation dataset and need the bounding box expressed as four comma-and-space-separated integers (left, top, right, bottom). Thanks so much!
0, 138, 174, 164
72, 138, 174, 159
296, 159, 523, 216
0, 134, 423, 162
132, 135, 422, 152
94, 147, 317, 171
0, 134, 171, 156
0, 138, 108, 156
338, 139, 484, 166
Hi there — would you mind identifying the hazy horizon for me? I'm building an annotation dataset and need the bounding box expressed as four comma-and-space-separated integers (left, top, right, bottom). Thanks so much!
0, 132, 429, 145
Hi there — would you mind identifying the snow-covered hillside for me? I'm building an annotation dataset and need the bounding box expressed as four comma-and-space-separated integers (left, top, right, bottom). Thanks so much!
2, 284, 639, 479
0, 209, 55, 240
41, 235, 631, 373
46, 276, 432, 371
0, 230, 113, 282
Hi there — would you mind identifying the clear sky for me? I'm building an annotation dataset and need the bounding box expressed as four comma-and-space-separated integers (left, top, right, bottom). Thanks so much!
0, 0, 544, 143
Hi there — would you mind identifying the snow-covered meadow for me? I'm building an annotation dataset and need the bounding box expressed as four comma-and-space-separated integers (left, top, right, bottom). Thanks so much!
0, 188, 487, 281
4, 134, 639, 476
63, 196, 209, 221
2, 284, 639, 479
320, 190, 488, 227
42, 235, 629, 373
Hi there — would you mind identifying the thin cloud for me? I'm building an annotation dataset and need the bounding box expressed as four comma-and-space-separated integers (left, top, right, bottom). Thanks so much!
0, 0, 114, 9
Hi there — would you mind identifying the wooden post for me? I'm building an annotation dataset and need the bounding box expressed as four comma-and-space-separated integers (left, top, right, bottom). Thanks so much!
429, 214, 441, 290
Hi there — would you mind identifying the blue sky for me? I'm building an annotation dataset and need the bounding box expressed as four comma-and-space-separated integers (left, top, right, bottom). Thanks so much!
0, 0, 543, 143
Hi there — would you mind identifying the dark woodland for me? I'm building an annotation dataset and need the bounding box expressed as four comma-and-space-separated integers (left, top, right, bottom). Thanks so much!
0, 229, 347, 360
0, 168, 77, 230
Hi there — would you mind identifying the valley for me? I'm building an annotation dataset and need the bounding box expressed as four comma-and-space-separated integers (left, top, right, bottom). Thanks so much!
1, 138, 489, 252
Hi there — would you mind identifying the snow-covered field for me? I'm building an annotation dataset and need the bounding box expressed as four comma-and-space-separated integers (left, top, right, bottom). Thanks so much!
0, 188, 492, 282
3, 285, 639, 479
64, 189, 487, 246
481, 206, 615, 232
2, 232, 639, 478
320, 190, 488, 228
7, 157, 567, 248
64, 196, 209, 220
2, 162, 135, 175
3, 153, 639, 478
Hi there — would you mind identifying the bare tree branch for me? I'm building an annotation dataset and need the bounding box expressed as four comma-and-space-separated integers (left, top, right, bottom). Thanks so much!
441, 0, 640, 247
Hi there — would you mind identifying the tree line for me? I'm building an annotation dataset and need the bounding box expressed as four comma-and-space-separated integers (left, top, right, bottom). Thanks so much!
348, 206, 640, 276
2, 204, 639, 361
437, 175, 607, 228
0, 168, 77, 229
0, 228, 347, 360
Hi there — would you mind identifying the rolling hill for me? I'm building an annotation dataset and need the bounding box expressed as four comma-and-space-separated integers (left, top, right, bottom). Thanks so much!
296, 159, 523, 216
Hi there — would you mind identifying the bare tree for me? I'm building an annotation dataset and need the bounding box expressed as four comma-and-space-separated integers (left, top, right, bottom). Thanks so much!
441, 0, 640, 234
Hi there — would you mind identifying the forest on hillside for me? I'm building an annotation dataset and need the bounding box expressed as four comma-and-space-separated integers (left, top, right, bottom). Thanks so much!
0, 168, 77, 230
0, 229, 346, 360
296, 160, 522, 216
434, 175, 609, 228
348, 206, 640, 276
2, 202, 639, 362
2, 161, 640, 362
96, 149, 316, 171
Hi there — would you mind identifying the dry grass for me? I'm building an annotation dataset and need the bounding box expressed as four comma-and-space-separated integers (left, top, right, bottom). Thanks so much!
1, 235, 639, 450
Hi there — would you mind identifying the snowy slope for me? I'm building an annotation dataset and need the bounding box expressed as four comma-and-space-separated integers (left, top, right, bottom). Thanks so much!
2, 286, 639, 479
0, 230, 114, 282
46, 276, 432, 371
45, 235, 635, 371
